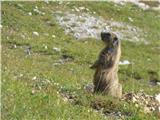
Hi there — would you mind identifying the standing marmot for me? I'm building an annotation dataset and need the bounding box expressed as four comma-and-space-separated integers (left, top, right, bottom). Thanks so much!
90, 32, 122, 98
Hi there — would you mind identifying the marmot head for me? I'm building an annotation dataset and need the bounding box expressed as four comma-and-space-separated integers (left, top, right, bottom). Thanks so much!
101, 32, 119, 48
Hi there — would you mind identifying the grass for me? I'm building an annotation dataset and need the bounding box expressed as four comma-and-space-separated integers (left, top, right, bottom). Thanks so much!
1, 1, 160, 120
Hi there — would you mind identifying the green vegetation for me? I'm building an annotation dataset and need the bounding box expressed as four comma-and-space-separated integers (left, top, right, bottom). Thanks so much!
1, 1, 160, 120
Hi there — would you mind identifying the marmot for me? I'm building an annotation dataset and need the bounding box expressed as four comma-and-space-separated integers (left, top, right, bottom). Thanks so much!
90, 32, 122, 98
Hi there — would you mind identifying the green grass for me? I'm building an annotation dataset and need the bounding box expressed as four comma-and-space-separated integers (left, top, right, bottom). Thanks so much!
1, 1, 160, 120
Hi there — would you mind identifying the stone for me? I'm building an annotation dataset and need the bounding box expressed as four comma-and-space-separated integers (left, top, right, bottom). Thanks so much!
28, 12, 32, 16
84, 83, 94, 93
52, 35, 56, 38
32, 76, 37, 80
155, 94, 160, 104
119, 60, 130, 65
33, 31, 39, 36
44, 45, 48, 49
132, 97, 137, 103
53, 47, 61, 52
0, 24, 2, 28
144, 106, 151, 113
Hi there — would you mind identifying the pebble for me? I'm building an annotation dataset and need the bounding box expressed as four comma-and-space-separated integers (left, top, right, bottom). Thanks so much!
144, 107, 151, 113
0, 24, 2, 28
35, 6, 38, 9
132, 97, 137, 103
24, 46, 31, 55
20, 34, 25, 39
17, 3, 23, 8
155, 94, 160, 104
31, 89, 36, 94
33, 31, 39, 36
79, 7, 85, 10
28, 12, 32, 16
19, 73, 23, 77
13, 44, 17, 48
86, 8, 89, 11
59, 1, 63, 5
32, 76, 37, 80
119, 60, 130, 65
157, 82, 160, 85
74, 7, 80, 12
44, 0, 49, 4
44, 45, 48, 49
128, 17, 133, 22
135, 104, 139, 108
52, 35, 56, 38
53, 47, 61, 52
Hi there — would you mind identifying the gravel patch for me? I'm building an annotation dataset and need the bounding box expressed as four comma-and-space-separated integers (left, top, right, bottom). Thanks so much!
113, 0, 160, 11
54, 11, 146, 42
122, 92, 160, 114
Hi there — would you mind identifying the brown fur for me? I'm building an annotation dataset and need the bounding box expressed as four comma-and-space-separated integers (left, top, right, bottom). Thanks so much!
91, 32, 122, 98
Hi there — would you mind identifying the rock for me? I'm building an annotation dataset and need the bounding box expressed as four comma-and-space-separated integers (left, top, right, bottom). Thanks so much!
86, 8, 89, 11
32, 76, 37, 80
119, 60, 130, 65
35, 6, 38, 9
71, 9, 74, 12
33, 8, 40, 14
155, 106, 160, 117
52, 35, 56, 38
135, 103, 139, 108
155, 94, 160, 104
149, 79, 160, 86
0, 24, 2, 28
157, 82, 160, 85
19, 73, 23, 77
44, 45, 48, 49
58, 1, 63, 5
24, 46, 31, 55
33, 31, 39, 36
53, 47, 61, 52
53, 63, 61, 66
20, 34, 25, 39
84, 83, 94, 93
144, 106, 151, 113
132, 97, 137, 103
13, 44, 17, 48
74, 7, 80, 12
44, 0, 49, 4
79, 6, 85, 10
31, 89, 36, 94
28, 12, 32, 16
17, 3, 23, 8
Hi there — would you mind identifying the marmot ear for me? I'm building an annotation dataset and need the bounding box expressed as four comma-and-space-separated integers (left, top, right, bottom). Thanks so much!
101, 32, 111, 41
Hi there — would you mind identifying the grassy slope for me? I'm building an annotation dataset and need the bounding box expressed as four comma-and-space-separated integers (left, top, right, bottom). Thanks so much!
1, 1, 160, 120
